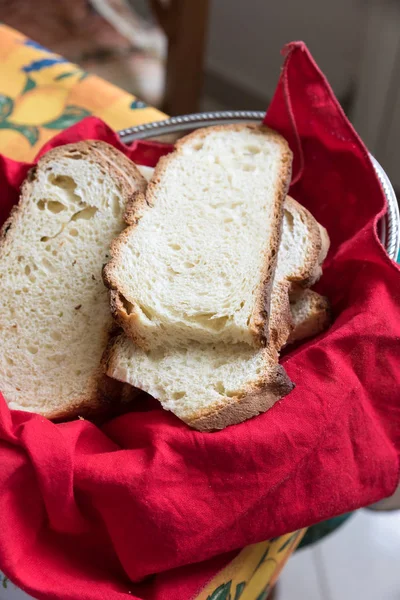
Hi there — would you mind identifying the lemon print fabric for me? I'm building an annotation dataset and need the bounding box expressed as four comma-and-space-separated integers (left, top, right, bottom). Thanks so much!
0, 25, 165, 161
195, 530, 306, 600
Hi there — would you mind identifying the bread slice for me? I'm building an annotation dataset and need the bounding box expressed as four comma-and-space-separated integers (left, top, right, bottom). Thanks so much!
104, 196, 329, 430
104, 124, 293, 351
104, 288, 330, 431
136, 158, 331, 345
0, 141, 147, 419
269, 196, 330, 348
287, 289, 330, 344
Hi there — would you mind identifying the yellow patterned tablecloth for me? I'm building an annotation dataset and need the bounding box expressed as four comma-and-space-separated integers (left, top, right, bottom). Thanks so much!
0, 24, 165, 161
0, 23, 304, 599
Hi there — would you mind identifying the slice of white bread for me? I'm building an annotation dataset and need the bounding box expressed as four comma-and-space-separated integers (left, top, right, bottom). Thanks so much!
287, 289, 330, 344
0, 141, 147, 419
104, 124, 293, 351
105, 337, 292, 431
104, 286, 330, 431
269, 196, 330, 348
135, 165, 329, 350
104, 196, 329, 430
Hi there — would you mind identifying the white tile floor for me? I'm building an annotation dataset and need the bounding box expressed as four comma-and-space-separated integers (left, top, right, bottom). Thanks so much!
277, 509, 400, 600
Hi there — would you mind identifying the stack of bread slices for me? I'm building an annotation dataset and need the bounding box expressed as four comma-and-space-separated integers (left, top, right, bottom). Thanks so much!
0, 125, 329, 430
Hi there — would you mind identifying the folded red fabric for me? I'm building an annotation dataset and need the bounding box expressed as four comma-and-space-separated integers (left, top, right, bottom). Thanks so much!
0, 43, 399, 600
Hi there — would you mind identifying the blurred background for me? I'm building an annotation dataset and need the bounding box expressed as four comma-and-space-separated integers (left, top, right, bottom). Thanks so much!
2, 0, 400, 188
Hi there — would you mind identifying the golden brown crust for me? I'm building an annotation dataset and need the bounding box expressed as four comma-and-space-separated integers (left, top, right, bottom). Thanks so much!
0, 141, 146, 420
103, 123, 293, 350
267, 197, 330, 351
287, 290, 331, 345
188, 361, 294, 432
284, 197, 330, 288
269, 281, 294, 350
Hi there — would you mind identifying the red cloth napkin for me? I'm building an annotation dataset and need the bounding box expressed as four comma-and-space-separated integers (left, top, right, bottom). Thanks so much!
1, 42, 400, 600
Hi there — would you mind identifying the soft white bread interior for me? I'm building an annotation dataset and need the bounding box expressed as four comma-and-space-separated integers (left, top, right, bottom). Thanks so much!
0, 141, 146, 419
104, 194, 330, 431
104, 124, 293, 351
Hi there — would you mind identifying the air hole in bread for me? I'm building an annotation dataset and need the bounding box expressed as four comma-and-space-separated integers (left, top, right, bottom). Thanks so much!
66, 152, 83, 160
48, 174, 76, 191
71, 207, 98, 221
188, 313, 229, 331
214, 381, 226, 395
192, 142, 203, 151
119, 293, 134, 316
51, 331, 62, 342
245, 145, 261, 155
183, 261, 195, 269
172, 391, 186, 400
243, 164, 256, 172
111, 195, 120, 218
47, 201, 66, 214
284, 209, 294, 232
24, 265, 31, 276
169, 243, 181, 251
69, 229, 79, 237
37, 200, 46, 211
27, 346, 38, 355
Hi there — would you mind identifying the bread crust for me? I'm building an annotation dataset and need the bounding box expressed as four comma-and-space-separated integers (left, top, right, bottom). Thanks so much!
0, 141, 147, 419
287, 290, 331, 345
188, 360, 294, 432
267, 197, 330, 351
103, 336, 294, 432
103, 124, 293, 350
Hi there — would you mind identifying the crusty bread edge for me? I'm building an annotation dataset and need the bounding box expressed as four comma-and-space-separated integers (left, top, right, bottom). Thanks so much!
103, 336, 294, 432
187, 360, 294, 432
284, 196, 330, 288
0, 140, 147, 419
103, 123, 292, 350
287, 290, 331, 345
268, 197, 330, 350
